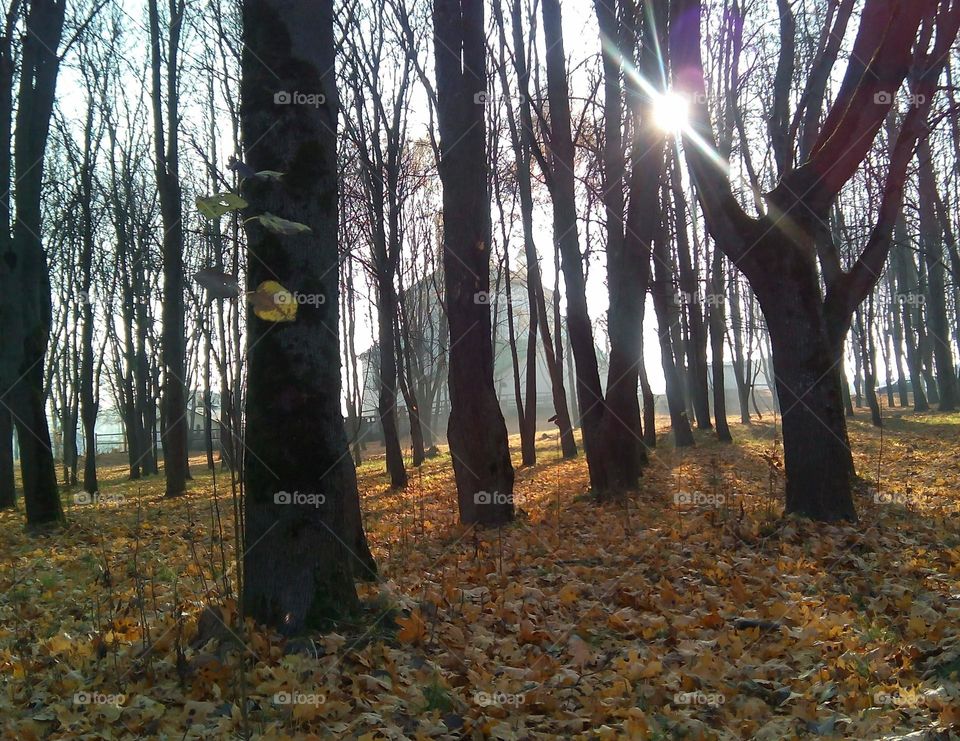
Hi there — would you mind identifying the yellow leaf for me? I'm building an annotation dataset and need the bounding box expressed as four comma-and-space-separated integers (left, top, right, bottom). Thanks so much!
249, 280, 297, 322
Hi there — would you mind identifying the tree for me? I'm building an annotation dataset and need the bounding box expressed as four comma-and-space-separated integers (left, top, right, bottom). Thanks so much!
672, 0, 960, 520
433, 0, 514, 526
0, 0, 68, 528
148, 0, 189, 498
240, 0, 376, 632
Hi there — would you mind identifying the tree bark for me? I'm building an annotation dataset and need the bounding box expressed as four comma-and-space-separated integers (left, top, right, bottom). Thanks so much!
434, 0, 514, 525
240, 0, 376, 633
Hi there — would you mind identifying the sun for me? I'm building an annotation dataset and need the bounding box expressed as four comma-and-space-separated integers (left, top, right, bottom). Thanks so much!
651, 91, 690, 133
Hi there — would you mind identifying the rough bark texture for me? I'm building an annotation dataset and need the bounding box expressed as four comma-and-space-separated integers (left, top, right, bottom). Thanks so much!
240, 0, 376, 633
433, 0, 514, 526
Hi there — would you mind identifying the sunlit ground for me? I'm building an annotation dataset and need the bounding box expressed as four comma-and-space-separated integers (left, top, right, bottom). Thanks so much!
1, 409, 958, 738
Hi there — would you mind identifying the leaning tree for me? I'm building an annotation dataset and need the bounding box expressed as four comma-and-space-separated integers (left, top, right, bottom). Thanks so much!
672, 0, 960, 520
432, 0, 514, 525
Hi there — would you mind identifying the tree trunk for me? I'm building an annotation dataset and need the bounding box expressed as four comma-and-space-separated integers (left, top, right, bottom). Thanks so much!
0, 406, 15, 509
2, 0, 67, 528
376, 285, 408, 487
708, 247, 732, 441
755, 245, 856, 521
542, 0, 617, 492
434, 0, 514, 525
917, 139, 957, 411
149, 0, 189, 498
651, 212, 695, 447
671, 154, 711, 430
240, 0, 375, 632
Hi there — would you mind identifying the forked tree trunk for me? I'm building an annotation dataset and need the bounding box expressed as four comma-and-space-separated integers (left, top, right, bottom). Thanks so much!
240, 0, 376, 633
434, 0, 514, 526
753, 241, 856, 521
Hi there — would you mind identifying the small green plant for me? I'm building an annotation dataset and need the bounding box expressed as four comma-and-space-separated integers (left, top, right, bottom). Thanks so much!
420, 674, 454, 713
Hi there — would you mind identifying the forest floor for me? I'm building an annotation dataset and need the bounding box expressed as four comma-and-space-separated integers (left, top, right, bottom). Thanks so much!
1, 410, 959, 739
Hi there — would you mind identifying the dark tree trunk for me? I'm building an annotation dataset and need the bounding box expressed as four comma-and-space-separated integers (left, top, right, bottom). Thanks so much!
671, 153, 711, 430
376, 286, 408, 487
728, 273, 751, 424
434, 0, 514, 525
240, 0, 375, 633
594, 0, 669, 492
542, 0, 619, 492
149, 0, 189, 498
855, 308, 882, 427
917, 139, 957, 411
0, 406, 15, 509
533, 281, 576, 458
0, 0, 67, 528
651, 206, 695, 447
708, 247, 732, 441
395, 277, 425, 467
895, 221, 930, 411
754, 241, 856, 521
498, 0, 563, 462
